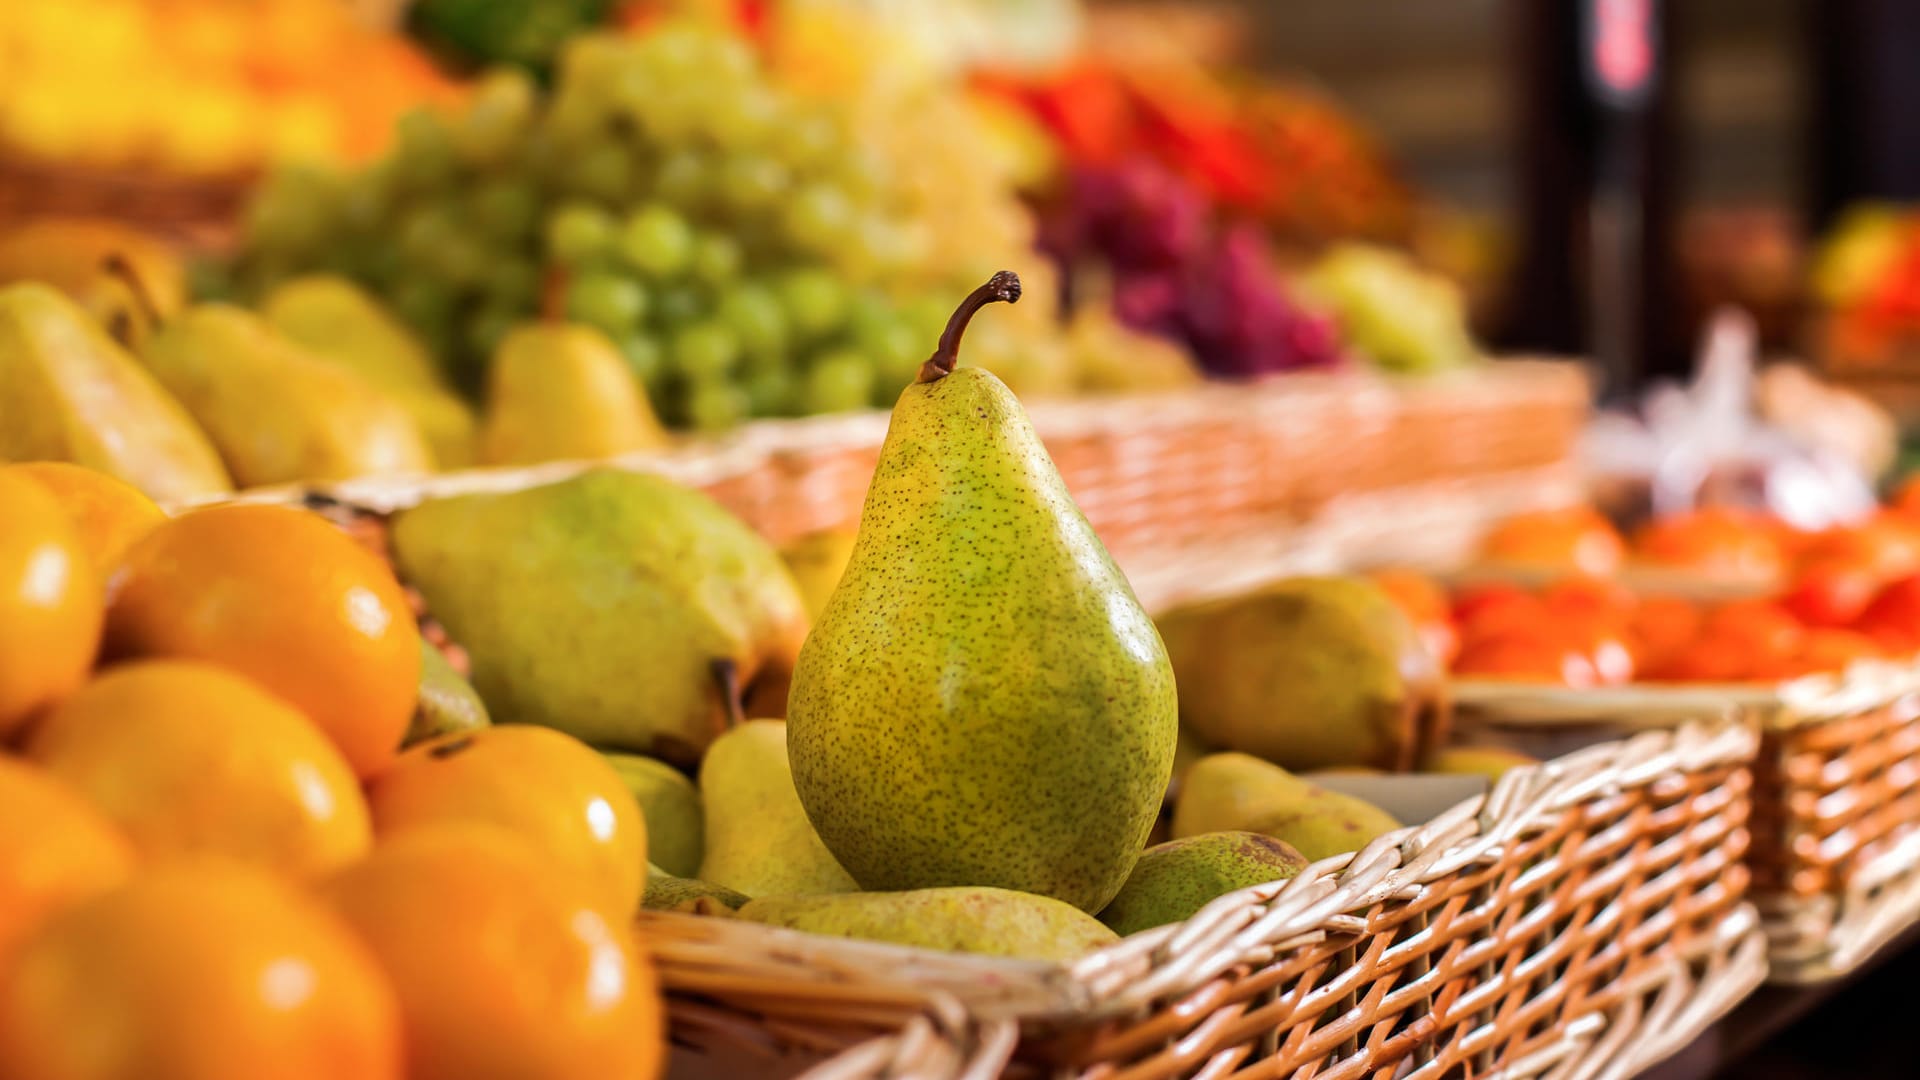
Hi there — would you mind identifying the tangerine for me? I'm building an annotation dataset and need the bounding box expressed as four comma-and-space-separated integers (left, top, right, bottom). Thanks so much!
322, 825, 664, 1080
103, 503, 420, 778
1779, 559, 1881, 628
365, 725, 647, 917
1854, 574, 1920, 655
1, 462, 166, 577
1453, 634, 1601, 687
1631, 508, 1786, 579
26, 661, 371, 878
0, 862, 402, 1080
1477, 506, 1625, 576
0, 472, 101, 738
0, 758, 133, 960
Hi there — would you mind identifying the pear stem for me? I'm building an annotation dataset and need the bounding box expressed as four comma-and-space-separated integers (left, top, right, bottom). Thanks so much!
102, 254, 164, 333
710, 658, 746, 732
915, 270, 1022, 384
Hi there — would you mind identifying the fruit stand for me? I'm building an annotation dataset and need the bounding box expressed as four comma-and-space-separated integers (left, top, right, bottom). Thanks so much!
10, 3, 1920, 1080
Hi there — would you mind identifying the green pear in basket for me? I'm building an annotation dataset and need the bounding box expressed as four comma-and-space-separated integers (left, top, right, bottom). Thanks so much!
1426, 745, 1538, 783
389, 470, 809, 765
1174, 753, 1401, 863
1098, 832, 1309, 937
604, 752, 703, 879
404, 638, 491, 747
736, 887, 1120, 962
643, 865, 750, 915
1156, 577, 1445, 773
698, 720, 855, 899
786, 272, 1179, 915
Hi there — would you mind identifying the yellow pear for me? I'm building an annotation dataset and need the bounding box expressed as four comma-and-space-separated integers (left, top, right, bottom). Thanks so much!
479, 323, 670, 466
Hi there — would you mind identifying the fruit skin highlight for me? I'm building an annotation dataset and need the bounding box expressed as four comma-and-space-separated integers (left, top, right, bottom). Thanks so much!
0, 470, 102, 737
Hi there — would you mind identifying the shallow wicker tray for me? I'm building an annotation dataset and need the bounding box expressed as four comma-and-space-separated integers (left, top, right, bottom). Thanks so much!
645, 716, 1762, 1080
1453, 661, 1920, 985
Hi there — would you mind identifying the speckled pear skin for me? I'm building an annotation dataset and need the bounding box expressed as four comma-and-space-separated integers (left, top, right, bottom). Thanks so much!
736, 887, 1120, 961
1098, 832, 1308, 937
389, 469, 810, 765
786, 365, 1178, 914
1173, 753, 1400, 863
698, 721, 857, 899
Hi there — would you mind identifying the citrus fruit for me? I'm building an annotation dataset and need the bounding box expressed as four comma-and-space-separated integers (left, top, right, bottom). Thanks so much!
1854, 574, 1920, 655
365, 725, 647, 917
0, 757, 133, 959
1452, 635, 1601, 687
1476, 507, 1625, 576
103, 503, 421, 778
26, 661, 371, 878
1780, 559, 1880, 628
0, 861, 402, 1080
1, 462, 166, 577
322, 826, 663, 1080
1631, 508, 1786, 579
0, 472, 101, 738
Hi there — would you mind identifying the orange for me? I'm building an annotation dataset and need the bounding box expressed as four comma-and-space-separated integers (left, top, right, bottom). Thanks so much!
0, 758, 133, 960
1771, 628, 1884, 680
366, 726, 647, 918
1540, 575, 1637, 625
1452, 634, 1601, 687
1, 462, 166, 577
0, 472, 101, 738
1631, 508, 1787, 579
1797, 517, 1920, 579
1854, 574, 1920, 655
1368, 568, 1459, 665
1456, 590, 1553, 652
103, 503, 421, 778
1646, 636, 1754, 683
1705, 599, 1806, 660
1779, 559, 1880, 628
322, 826, 663, 1080
1477, 506, 1625, 576
0, 861, 402, 1080
1626, 595, 1704, 670
26, 661, 371, 878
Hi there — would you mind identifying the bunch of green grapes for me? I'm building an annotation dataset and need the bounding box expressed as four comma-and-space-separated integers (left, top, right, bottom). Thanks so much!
236, 23, 955, 430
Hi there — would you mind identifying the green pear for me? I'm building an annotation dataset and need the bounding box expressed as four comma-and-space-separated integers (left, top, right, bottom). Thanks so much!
736, 887, 1119, 961
0, 283, 231, 502
1098, 832, 1308, 937
643, 865, 749, 914
779, 529, 858, 620
787, 273, 1177, 915
479, 323, 669, 466
388, 468, 810, 763
1156, 577, 1445, 772
1174, 753, 1400, 863
141, 304, 434, 487
1427, 745, 1538, 782
263, 275, 479, 468
404, 638, 490, 747
605, 752, 703, 878
699, 720, 856, 899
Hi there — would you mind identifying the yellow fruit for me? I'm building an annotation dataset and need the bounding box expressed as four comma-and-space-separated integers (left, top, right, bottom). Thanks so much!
0, 757, 133, 960
104, 503, 421, 778
0, 471, 101, 737
365, 726, 647, 918
323, 825, 664, 1080
2, 461, 166, 576
26, 661, 371, 878
0, 861, 403, 1080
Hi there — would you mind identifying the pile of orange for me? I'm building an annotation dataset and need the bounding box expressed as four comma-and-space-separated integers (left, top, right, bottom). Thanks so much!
1401, 500, 1920, 687
0, 462, 662, 1080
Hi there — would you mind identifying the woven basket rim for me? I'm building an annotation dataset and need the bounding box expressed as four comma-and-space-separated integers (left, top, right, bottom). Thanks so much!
1452, 657, 1920, 729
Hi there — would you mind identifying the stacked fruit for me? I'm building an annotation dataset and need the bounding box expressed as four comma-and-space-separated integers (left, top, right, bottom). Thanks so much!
0, 0, 461, 175
1812, 203, 1920, 366
0, 463, 664, 1078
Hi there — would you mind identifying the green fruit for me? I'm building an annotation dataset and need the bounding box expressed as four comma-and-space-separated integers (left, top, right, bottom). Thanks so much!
698, 721, 855, 899
736, 887, 1119, 961
605, 753, 703, 879
1156, 577, 1443, 773
787, 273, 1177, 914
1173, 753, 1400, 863
1426, 745, 1538, 782
388, 469, 811, 764
779, 530, 858, 620
1097, 832, 1307, 937
643, 867, 749, 914
405, 639, 491, 747
478, 323, 669, 466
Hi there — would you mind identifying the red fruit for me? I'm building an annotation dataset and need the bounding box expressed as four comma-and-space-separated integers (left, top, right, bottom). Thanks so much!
1632, 508, 1787, 579
1627, 595, 1705, 670
1780, 560, 1882, 627
1854, 574, 1920, 655
1478, 507, 1626, 577
1647, 636, 1754, 683
1453, 634, 1601, 688
1451, 582, 1534, 625
1797, 519, 1920, 579
1774, 629, 1884, 679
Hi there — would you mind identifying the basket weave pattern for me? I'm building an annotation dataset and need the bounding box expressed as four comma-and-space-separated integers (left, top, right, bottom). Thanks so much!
643, 720, 1762, 1080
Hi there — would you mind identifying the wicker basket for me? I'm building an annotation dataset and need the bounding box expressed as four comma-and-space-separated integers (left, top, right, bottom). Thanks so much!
646, 716, 1762, 1080
1453, 661, 1920, 984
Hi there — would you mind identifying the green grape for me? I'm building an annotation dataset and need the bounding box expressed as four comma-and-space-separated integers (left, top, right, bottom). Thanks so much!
433, 234, 491, 289
652, 151, 711, 209
546, 201, 617, 266
848, 295, 922, 388
773, 110, 841, 171
742, 364, 796, 417
566, 272, 649, 335
393, 109, 458, 192
783, 182, 854, 254
484, 259, 542, 310
777, 269, 848, 341
619, 204, 694, 278
706, 86, 781, 149
469, 178, 540, 240
617, 333, 665, 385
398, 207, 463, 270
690, 234, 742, 286
833, 145, 889, 199
718, 156, 790, 211
716, 283, 787, 358
670, 322, 740, 380
800, 349, 876, 415
338, 165, 396, 233
388, 277, 456, 335
683, 379, 750, 432
651, 284, 706, 330
567, 142, 636, 205
243, 190, 323, 257
454, 68, 536, 166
